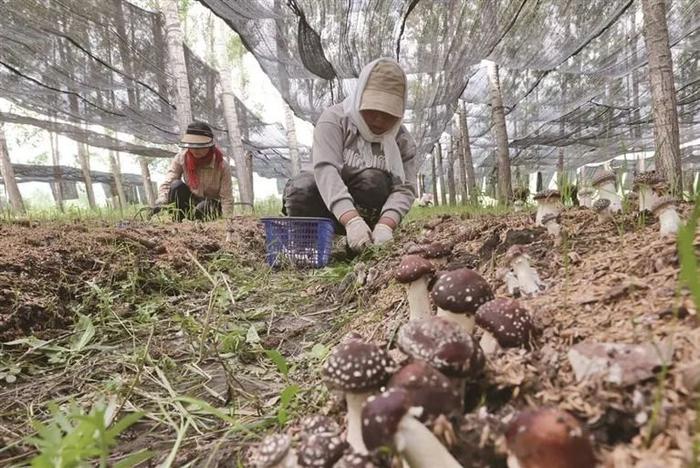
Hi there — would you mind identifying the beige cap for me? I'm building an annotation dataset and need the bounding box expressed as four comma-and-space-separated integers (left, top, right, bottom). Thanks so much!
359, 61, 406, 118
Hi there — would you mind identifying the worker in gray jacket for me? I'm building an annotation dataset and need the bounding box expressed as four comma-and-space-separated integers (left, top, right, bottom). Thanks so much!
282, 58, 417, 252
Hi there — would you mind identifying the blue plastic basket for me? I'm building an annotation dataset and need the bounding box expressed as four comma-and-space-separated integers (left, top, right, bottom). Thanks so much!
260, 217, 335, 268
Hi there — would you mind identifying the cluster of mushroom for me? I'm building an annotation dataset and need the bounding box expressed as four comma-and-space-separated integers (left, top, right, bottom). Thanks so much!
579, 170, 683, 236
251, 241, 595, 467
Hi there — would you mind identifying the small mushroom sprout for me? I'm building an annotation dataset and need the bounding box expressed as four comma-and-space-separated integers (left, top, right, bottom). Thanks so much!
592, 198, 612, 223
395, 255, 435, 321
591, 171, 621, 212
504, 245, 544, 296
532, 190, 562, 226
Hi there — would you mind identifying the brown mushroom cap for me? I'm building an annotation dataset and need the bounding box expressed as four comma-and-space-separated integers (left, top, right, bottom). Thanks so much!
322, 337, 396, 393
395, 255, 435, 284
505, 408, 596, 468
503, 245, 528, 265
298, 432, 348, 468
430, 268, 494, 314
577, 187, 595, 196
397, 317, 482, 378
475, 298, 536, 348
591, 171, 616, 187
532, 189, 561, 201
300, 414, 340, 436
361, 387, 411, 452
650, 195, 676, 215
632, 171, 662, 190
253, 434, 292, 468
592, 198, 611, 212
541, 213, 559, 225
333, 452, 381, 468
388, 360, 461, 423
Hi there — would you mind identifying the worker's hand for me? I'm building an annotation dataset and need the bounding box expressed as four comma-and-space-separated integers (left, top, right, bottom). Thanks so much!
345, 216, 372, 252
372, 223, 394, 245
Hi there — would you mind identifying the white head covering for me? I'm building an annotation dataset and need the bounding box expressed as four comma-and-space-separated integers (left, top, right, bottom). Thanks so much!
342, 58, 407, 182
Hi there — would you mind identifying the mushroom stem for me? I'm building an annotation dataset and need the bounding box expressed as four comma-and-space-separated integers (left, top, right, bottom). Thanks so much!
436, 308, 475, 333
479, 331, 500, 355
597, 182, 621, 212
395, 415, 462, 468
578, 193, 593, 208
638, 186, 655, 212
346, 391, 371, 454
407, 277, 432, 321
511, 257, 543, 296
544, 220, 561, 238
535, 202, 560, 226
276, 450, 299, 468
507, 454, 522, 468
658, 205, 681, 236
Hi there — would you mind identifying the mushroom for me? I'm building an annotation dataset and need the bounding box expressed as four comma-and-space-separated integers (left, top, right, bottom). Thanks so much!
632, 171, 663, 212
298, 432, 348, 468
397, 317, 484, 406
322, 335, 396, 454
299, 414, 341, 436
496, 267, 520, 298
332, 452, 382, 468
475, 298, 536, 355
591, 171, 621, 212
576, 188, 594, 208
651, 195, 681, 236
592, 198, 612, 223
395, 255, 435, 321
513, 200, 525, 212
532, 190, 562, 226
252, 434, 298, 468
505, 408, 596, 468
361, 388, 462, 468
416, 242, 452, 267
503, 246, 544, 296
388, 360, 461, 447
430, 268, 494, 333
540, 213, 561, 239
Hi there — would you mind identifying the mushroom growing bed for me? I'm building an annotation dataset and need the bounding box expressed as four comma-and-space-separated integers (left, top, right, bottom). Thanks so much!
1, 206, 699, 467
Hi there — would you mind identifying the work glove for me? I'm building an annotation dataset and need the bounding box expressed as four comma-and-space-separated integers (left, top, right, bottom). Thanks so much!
372, 223, 394, 246
345, 216, 372, 252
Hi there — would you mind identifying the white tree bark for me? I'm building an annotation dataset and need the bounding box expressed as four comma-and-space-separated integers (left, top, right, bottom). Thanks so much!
0, 124, 25, 213
77, 140, 96, 209
486, 61, 512, 204
108, 150, 127, 210
215, 20, 254, 208
458, 102, 478, 204
641, 0, 682, 194
48, 124, 64, 211
446, 137, 456, 206
285, 106, 301, 177
435, 143, 447, 206
160, 0, 193, 132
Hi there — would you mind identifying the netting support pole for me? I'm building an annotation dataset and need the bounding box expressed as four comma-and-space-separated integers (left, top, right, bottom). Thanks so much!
435, 143, 447, 206
160, 0, 193, 132
641, 0, 682, 194
446, 136, 457, 206
453, 126, 468, 206
0, 124, 25, 213
48, 120, 64, 212
486, 61, 513, 204
285, 106, 301, 177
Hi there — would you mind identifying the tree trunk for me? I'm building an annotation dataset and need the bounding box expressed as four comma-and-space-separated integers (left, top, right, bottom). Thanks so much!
215, 22, 253, 209
160, 0, 193, 132
435, 143, 447, 206
77, 140, 97, 209
431, 152, 439, 206
641, 0, 682, 194
446, 139, 456, 206
285, 106, 301, 177
108, 150, 127, 210
48, 123, 64, 211
486, 61, 512, 204
458, 102, 478, 204
0, 125, 25, 212
453, 125, 469, 205
245, 151, 255, 207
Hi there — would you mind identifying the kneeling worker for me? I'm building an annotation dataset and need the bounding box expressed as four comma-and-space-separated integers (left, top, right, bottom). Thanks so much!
282, 58, 417, 251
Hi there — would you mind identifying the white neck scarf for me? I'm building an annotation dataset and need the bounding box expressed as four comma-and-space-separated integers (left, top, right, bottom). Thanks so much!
342, 58, 406, 182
